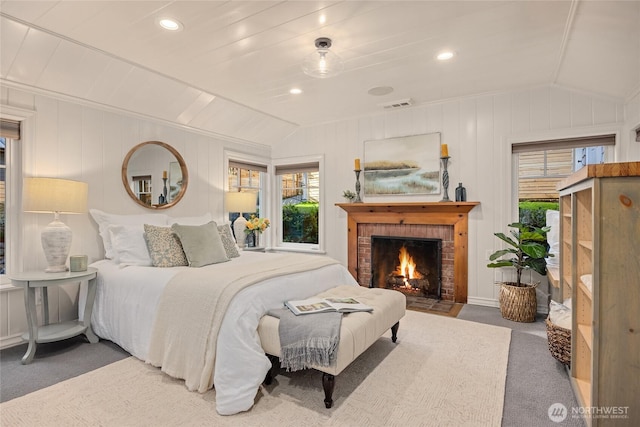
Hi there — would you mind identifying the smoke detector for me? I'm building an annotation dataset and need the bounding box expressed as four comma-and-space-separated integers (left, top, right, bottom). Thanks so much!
378, 98, 413, 109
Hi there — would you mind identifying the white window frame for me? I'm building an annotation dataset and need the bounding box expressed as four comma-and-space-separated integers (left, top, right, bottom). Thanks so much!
0, 105, 32, 285
272, 154, 324, 254
224, 149, 271, 244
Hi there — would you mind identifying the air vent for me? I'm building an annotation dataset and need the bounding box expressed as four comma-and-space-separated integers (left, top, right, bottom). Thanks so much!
378, 98, 413, 109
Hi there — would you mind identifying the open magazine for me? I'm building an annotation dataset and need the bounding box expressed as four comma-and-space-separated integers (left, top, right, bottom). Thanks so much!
285, 297, 373, 316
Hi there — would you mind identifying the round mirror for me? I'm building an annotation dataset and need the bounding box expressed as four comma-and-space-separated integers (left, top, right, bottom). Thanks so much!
121, 141, 188, 209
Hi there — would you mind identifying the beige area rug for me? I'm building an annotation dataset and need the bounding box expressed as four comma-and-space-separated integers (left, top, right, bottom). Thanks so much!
0, 311, 511, 427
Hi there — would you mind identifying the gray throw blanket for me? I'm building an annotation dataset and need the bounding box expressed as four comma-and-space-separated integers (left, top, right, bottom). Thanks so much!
268, 308, 342, 372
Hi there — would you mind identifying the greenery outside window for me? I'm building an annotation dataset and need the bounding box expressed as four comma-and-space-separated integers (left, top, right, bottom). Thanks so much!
513, 134, 613, 228
275, 158, 321, 251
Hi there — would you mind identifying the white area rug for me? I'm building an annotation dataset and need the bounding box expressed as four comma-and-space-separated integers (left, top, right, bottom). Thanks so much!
0, 311, 511, 426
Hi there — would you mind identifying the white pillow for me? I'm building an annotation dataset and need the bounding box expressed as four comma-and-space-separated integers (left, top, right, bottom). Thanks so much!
168, 212, 213, 226
108, 224, 152, 267
90, 209, 168, 259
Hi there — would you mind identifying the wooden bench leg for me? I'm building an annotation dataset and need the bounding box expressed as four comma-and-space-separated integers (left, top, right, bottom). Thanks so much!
322, 373, 335, 408
391, 321, 399, 343
264, 354, 279, 385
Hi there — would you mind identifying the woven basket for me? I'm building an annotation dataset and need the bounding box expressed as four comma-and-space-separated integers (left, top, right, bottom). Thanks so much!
545, 318, 571, 365
498, 282, 537, 323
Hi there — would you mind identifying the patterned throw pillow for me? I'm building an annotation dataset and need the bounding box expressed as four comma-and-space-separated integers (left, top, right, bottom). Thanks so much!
218, 223, 240, 258
143, 224, 188, 267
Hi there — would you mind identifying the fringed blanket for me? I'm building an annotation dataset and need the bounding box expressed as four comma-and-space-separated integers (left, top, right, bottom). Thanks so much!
268, 308, 341, 372
146, 253, 338, 393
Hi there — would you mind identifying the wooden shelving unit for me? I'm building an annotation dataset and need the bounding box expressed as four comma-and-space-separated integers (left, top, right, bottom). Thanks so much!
558, 162, 640, 427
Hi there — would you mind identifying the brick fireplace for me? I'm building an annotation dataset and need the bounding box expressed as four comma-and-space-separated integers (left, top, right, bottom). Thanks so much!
336, 202, 479, 303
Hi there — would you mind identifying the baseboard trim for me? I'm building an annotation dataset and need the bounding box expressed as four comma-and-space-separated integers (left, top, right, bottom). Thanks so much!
467, 296, 500, 308
467, 296, 549, 315
1, 334, 24, 350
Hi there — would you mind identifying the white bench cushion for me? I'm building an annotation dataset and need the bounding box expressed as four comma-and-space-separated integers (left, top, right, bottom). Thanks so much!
258, 285, 406, 376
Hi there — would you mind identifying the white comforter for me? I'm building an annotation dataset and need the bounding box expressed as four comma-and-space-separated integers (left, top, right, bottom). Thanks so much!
89, 251, 358, 415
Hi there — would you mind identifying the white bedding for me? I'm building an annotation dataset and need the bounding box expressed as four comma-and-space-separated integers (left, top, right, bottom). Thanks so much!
88, 251, 358, 415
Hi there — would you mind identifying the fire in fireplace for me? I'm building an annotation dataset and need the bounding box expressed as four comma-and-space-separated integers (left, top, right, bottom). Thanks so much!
370, 235, 442, 299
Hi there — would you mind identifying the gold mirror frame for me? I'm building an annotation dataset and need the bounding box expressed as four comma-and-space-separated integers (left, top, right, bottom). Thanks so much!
121, 141, 189, 210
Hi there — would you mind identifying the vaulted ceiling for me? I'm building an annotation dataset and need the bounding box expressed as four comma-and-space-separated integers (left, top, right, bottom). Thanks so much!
1, 1, 639, 145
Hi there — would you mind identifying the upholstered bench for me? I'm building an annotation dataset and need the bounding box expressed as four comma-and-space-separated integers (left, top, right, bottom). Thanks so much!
258, 285, 406, 408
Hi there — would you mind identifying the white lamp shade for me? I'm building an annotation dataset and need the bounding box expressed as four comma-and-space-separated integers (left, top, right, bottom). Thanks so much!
23, 177, 88, 272
225, 191, 257, 247
23, 177, 88, 214
225, 191, 257, 214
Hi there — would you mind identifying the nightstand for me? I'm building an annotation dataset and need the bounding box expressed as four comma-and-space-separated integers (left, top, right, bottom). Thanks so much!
9, 268, 99, 364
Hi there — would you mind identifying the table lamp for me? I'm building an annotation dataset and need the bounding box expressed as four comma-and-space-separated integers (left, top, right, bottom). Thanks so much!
23, 177, 88, 272
225, 191, 257, 244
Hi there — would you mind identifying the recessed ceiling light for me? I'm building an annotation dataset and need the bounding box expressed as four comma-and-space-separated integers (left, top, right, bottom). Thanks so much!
290, 88, 303, 95
158, 18, 183, 31
367, 86, 394, 96
437, 51, 455, 61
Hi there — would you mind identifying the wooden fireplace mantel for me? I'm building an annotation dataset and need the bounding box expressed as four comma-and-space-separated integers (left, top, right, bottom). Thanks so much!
336, 202, 479, 303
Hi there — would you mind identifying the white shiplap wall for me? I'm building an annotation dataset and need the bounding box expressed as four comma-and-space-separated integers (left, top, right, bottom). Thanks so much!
272, 85, 631, 308
0, 86, 271, 348
1, 83, 637, 348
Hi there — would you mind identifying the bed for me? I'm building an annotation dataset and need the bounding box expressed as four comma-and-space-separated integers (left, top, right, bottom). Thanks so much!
84, 210, 358, 415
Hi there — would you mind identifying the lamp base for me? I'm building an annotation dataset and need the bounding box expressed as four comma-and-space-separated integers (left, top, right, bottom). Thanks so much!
41, 217, 72, 273
232, 215, 249, 248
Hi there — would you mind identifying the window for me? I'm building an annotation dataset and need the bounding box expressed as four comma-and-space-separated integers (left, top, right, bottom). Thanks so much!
0, 137, 6, 274
0, 118, 21, 279
227, 158, 268, 243
275, 159, 321, 250
513, 134, 614, 226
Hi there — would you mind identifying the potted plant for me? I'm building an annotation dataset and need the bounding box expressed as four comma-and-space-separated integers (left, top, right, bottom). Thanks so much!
342, 190, 356, 202
487, 222, 552, 322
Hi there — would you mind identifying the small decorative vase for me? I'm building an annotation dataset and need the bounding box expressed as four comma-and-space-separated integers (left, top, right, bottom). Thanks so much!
246, 231, 256, 248
455, 183, 467, 202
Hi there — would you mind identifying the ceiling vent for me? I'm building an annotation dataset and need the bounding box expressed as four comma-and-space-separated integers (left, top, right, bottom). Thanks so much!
378, 98, 413, 109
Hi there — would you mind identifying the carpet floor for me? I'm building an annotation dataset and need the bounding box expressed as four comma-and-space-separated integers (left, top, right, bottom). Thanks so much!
1, 310, 510, 427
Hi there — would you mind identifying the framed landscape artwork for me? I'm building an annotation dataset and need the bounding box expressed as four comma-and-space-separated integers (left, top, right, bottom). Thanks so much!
363, 133, 441, 196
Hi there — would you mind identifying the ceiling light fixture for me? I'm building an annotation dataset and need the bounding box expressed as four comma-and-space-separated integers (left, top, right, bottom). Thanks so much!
368, 86, 394, 96
302, 37, 344, 79
158, 18, 183, 31
290, 88, 303, 95
437, 51, 455, 61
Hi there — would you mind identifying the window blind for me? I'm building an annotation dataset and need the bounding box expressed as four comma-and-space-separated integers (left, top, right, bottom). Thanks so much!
229, 160, 267, 173
0, 119, 20, 139
511, 134, 615, 153
275, 162, 319, 175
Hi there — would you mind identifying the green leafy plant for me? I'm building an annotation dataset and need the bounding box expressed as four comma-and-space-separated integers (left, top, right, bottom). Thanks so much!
487, 222, 552, 287
342, 190, 356, 201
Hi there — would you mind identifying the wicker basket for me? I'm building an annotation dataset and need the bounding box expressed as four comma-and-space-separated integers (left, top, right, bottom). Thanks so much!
498, 282, 537, 323
545, 318, 571, 365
